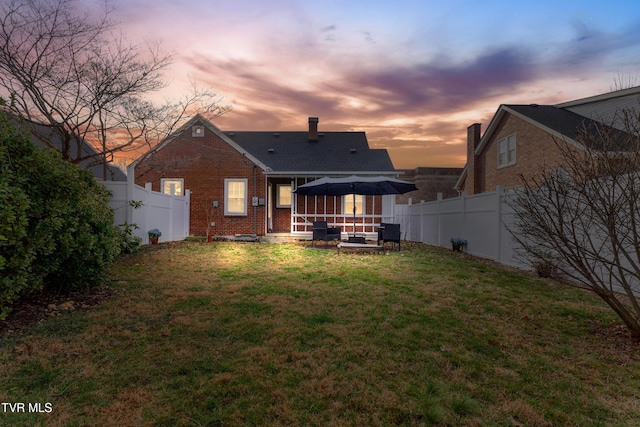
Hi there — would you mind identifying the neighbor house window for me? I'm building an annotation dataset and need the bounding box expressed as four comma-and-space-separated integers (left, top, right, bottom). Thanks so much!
498, 134, 516, 168
161, 178, 184, 196
344, 194, 364, 215
192, 125, 204, 137
276, 184, 292, 208
225, 179, 248, 215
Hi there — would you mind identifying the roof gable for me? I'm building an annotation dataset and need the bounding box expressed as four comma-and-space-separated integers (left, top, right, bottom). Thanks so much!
131, 114, 270, 171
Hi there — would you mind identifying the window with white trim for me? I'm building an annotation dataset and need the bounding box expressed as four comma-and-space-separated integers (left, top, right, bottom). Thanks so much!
344, 194, 364, 215
498, 134, 516, 168
276, 184, 292, 208
225, 179, 248, 215
161, 178, 184, 196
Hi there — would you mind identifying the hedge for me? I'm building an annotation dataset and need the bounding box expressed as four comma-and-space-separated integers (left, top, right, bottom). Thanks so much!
0, 113, 122, 319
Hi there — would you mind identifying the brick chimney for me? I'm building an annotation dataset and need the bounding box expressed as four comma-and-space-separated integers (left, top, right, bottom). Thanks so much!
308, 117, 319, 142
466, 123, 482, 195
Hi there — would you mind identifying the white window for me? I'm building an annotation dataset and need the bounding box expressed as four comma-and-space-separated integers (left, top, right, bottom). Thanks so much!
498, 134, 516, 168
276, 184, 292, 208
192, 125, 204, 137
344, 194, 364, 215
225, 179, 248, 215
161, 178, 184, 196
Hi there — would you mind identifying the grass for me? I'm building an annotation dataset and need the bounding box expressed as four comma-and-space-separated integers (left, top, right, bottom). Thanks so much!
1, 241, 639, 426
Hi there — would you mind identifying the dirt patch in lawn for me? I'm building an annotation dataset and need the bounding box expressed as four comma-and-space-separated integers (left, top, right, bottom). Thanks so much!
0, 285, 115, 336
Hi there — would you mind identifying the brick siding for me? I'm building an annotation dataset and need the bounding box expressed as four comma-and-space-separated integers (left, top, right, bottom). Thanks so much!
135, 126, 267, 237
471, 113, 566, 194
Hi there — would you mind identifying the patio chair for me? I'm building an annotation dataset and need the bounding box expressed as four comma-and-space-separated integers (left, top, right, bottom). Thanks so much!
312, 221, 342, 246
377, 223, 401, 250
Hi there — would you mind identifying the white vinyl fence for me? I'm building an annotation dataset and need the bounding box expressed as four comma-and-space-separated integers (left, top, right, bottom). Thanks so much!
101, 181, 190, 245
395, 185, 640, 297
395, 185, 529, 269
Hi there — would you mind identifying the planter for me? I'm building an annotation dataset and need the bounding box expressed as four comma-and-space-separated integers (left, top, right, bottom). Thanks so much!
150, 236, 159, 245
452, 243, 464, 252
536, 264, 555, 278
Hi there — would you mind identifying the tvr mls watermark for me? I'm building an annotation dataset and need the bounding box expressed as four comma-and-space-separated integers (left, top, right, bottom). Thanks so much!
2, 402, 53, 413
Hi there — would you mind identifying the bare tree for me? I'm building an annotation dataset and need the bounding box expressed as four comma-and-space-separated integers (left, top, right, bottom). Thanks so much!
0, 0, 228, 178
611, 71, 640, 92
508, 109, 640, 340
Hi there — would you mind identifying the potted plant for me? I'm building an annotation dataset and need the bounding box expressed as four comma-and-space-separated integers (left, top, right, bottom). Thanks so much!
148, 228, 162, 245
450, 237, 467, 252
531, 251, 557, 278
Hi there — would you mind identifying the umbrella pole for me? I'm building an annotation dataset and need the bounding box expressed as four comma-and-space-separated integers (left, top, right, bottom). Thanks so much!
353, 193, 356, 234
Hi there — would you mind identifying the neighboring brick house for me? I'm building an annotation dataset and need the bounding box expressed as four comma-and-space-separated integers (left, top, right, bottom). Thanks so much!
396, 167, 463, 203
456, 86, 640, 195
133, 116, 397, 238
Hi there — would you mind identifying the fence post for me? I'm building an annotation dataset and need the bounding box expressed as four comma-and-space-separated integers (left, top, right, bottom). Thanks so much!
169, 184, 176, 241
418, 199, 425, 244
461, 191, 468, 251
496, 185, 504, 263
185, 190, 191, 238
436, 192, 443, 247
126, 165, 135, 226
144, 183, 152, 244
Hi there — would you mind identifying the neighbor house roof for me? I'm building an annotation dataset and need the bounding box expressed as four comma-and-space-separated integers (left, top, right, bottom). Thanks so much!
505, 104, 633, 150
226, 131, 396, 175
454, 98, 637, 191
5, 111, 126, 181
556, 86, 640, 132
28, 122, 127, 181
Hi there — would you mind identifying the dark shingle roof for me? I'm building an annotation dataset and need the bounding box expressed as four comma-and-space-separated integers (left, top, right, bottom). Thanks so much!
505, 105, 600, 141
227, 131, 395, 173
506, 104, 634, 151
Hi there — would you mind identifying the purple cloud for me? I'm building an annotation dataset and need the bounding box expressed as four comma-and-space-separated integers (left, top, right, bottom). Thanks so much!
337, 47, 535, 115
553, 19, 640, 69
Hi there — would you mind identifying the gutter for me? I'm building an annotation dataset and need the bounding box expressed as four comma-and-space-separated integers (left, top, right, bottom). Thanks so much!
263, 171, 401, 177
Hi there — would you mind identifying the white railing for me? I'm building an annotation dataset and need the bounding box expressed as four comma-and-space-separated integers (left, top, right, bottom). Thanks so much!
292, 194, 396, 238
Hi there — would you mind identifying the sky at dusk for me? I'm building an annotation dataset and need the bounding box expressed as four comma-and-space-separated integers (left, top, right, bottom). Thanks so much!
111, 0, 640, 169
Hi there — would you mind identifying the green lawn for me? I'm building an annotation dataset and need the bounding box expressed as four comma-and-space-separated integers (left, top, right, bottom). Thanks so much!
1, 241, 639, 426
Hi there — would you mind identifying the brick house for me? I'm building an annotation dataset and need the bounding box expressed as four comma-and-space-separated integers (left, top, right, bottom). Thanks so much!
396, 167, 463, 203
132, 116, 398, 238
455, 86, 640, 195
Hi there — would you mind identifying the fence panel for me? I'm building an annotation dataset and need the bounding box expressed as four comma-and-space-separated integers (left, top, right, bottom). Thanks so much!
103, 181, 128, 226
395, 186, 529, 269
101, 180, 190, 244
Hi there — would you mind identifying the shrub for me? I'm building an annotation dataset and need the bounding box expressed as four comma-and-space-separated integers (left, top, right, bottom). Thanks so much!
116, 222, 142, 255
0, 113, 122, 318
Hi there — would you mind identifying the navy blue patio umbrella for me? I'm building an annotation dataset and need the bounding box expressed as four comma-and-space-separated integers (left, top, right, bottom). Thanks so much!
294, 175, 418, 233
